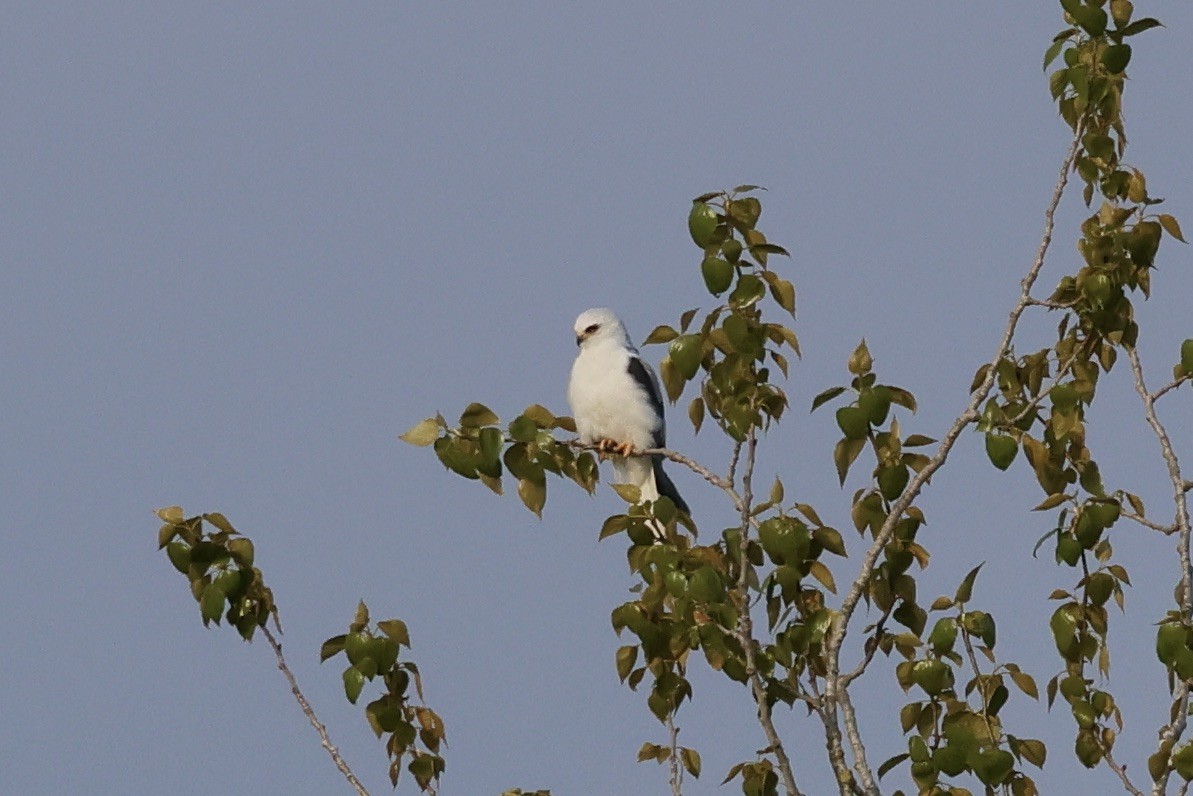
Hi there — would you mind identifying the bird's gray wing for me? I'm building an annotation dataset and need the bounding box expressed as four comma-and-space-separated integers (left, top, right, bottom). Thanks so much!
625, 355, 666, 448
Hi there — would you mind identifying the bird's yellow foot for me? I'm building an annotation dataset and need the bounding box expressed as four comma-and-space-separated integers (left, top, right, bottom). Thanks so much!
593, 438, 636, 460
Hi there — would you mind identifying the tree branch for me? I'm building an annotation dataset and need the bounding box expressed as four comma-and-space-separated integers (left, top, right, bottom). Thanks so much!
1121, 509, 1176, 535
667, 712, 682, 796
1126, 347, 1193, 796
819, 119, 1086, 796
260, 626, 371, 796
734, 432, 803, 796
1152, 375, 1190, 403
1102, 744, 1147, 796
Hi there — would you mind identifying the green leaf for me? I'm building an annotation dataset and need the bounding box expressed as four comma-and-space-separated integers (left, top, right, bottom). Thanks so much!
681, 747, 702, 778
985, 434, 1018, 471
227, 537, 254, 568
1181, 340, 1193, 376
659, 357, 684, 403
728, 274, 765, 309
610, 483, 642, 504
1043, 39, 1066, 70
858, 387, 892, 425
835, 406, 869, 440
811, 386, 846, 412
200, 582, 226, 624
688, 202, 717, 247
1071, 5, 1107, 36
637, 742, 662, 763
615, 644, 638, 682
459, 402, 499, 428
701, 256, 734, 296
377, 619, 411, 648
669, 334, 703, 380
1100, 43, 1131, 74
320, 634, 347, 662
1159, 214, 1187, 243
1032, 492, 1069, 511
834, 437, 864, 485
769, 277, 796, 316
1119, 17, 1162, 37
880, 753, 911, 781
1174, 744, 1193, 780
400, 418, 441, 447
598, 514, 629, 540
848, 339, 873, 376
342, 666, 366, 704
165, 542, 191, 574
808, 560, 836, 593
688, 396, 705, 434
517, 478, 546, 517
643, 325, 679, 345
955, 562, 984, 603
814, 527, 847, 557
156, 505, 184, 523
508, 415, 537, 443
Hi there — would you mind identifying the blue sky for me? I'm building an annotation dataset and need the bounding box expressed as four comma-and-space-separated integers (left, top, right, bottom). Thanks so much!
3, 3, 1191, 794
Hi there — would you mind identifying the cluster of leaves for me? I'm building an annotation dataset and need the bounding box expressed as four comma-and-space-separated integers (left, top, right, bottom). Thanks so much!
643, 186, 798, 441
962, 1, 1189, 782
321, 602, 446, 791
401, 403, 597, 517
879, 567, 1045, 796
157, 506, 276, 640
813, 348, 938, 645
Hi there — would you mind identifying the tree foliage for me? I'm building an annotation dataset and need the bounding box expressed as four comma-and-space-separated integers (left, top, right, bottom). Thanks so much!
159, 3, 1191, 795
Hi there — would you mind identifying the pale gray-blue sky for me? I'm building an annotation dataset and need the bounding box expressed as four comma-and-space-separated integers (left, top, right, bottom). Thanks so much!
2, 3, 1191, 794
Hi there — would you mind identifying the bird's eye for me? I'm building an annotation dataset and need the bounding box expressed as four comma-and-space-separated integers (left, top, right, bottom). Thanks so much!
585, 324, 600, 334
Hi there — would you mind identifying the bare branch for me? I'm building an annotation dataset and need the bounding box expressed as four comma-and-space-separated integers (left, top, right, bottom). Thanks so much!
1102, 744, 1147, 796
260, 626, 371, 796
840, 608, 892, 687
1152, 375, 1190, 403
820, 118, 1086, 796
1121, 509, 1176, 535
667, 713, 682, 796
1127, 347, 1193, 796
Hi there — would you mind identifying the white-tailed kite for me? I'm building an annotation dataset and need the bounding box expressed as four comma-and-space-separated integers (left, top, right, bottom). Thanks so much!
567, 308, 690, 523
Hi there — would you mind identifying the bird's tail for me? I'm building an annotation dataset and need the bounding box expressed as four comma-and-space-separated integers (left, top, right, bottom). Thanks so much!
651, 456, 690, 516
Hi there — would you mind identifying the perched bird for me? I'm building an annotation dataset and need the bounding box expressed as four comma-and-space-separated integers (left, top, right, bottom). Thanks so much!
567, 308, 690, 521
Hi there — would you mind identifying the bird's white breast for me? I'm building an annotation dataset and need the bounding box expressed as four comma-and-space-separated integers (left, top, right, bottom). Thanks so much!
568, 340, 661, 450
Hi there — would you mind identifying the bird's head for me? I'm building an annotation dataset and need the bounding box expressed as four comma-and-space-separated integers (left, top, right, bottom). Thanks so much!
573, 307, 630, 348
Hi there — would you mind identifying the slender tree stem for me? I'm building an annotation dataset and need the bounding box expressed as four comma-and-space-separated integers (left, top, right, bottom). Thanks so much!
820, 119, 1085, 796
667, 712, 683, 796
260, 626, 371, 796
1102, 745, 1146, 796
1127, 347, 1193, 796
735, 432, 803, 796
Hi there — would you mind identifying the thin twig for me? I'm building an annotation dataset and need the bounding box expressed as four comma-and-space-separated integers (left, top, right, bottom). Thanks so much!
728, 440, 743, 488
1025, 297, 1079, 310
260, 626, 371, 796
1121, 509, 1176, 535
1127, 347, 1193, 796
1152, 375, 1190, 403
734, 432, 803, 796
1102, 745, 1147, 796
667, 712, 683, 796
1007, 350, 1080, 425
839, 608, 892, 686
820, 119, 1086, 796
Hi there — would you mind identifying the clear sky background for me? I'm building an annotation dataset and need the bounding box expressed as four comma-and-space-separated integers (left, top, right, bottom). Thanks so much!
3, 3, 1192, 795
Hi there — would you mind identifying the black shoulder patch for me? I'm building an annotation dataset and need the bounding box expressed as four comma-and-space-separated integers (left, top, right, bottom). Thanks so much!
626, 356, 666, 448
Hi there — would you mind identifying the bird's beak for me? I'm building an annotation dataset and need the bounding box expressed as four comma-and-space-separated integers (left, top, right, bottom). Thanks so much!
575, 334, 584, 346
